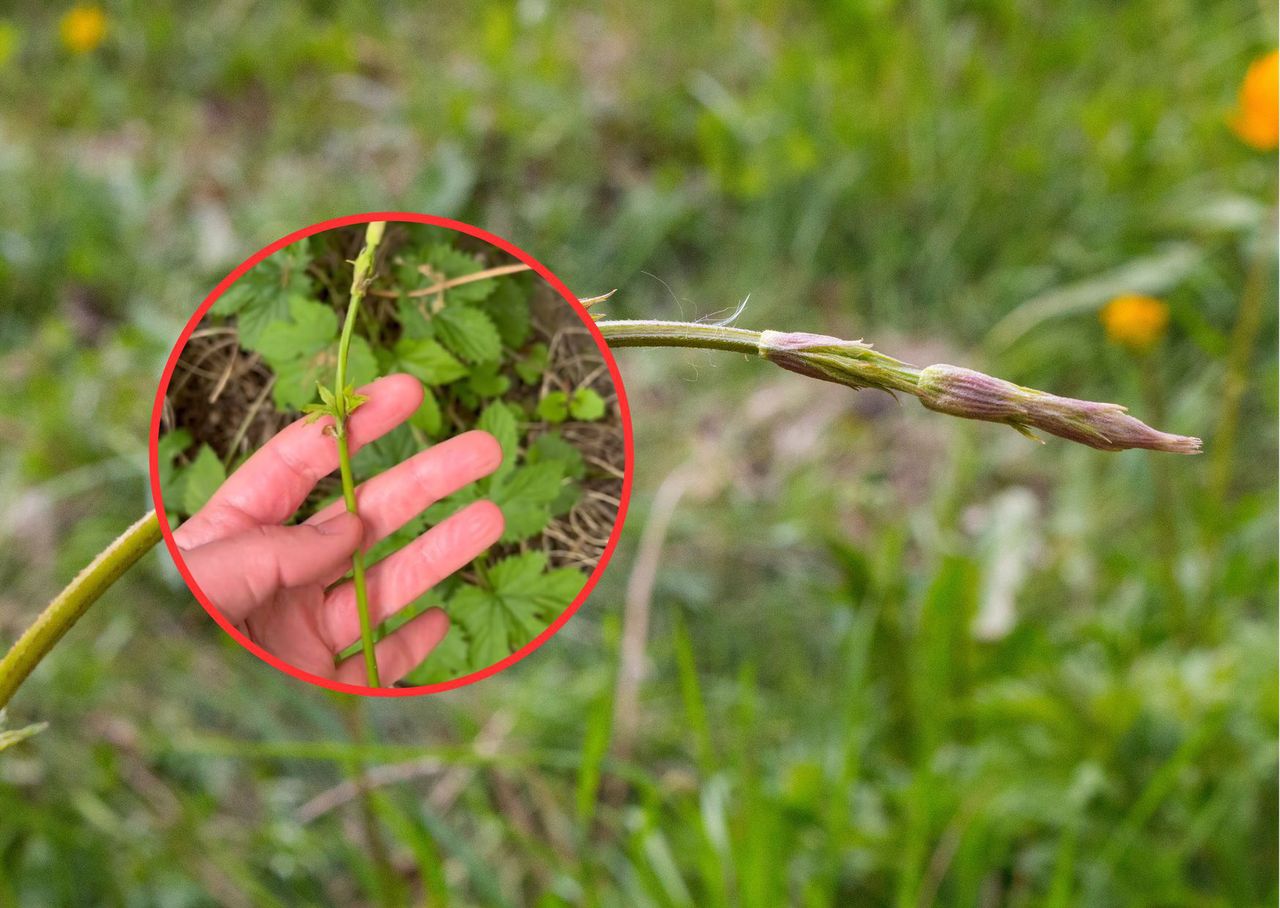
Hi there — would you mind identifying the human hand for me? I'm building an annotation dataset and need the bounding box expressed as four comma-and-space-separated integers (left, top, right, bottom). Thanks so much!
171, 374, 505, 685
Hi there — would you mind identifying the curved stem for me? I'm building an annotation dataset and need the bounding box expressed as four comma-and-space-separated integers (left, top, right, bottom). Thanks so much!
338, 221, 385, 688
0, 510, 161, 710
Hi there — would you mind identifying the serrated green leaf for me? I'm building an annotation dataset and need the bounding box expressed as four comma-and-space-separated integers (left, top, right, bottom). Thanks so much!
213, 240, 314, 347
476, 401, 518, 480
480, 278, 531, 347
342, 386, 369, 410
396, 295, 436, 339
388, 336, 468, 385
352, 424, 418, 479
252, 295, 337, 362
435, 306, 502, 364
491, 461, 566, 542
496, 461, 565, 503
550, 481, 581, 518
490, 551, 550, 591
453, 584, 514, 669
448, 553, 587, 667
344, 336, 378, 388
514, 342, 548, 385
410, 386, 442, 437
536, 391, 569, 424
301, 401, 338, 423
423, 243, 497, 303
529, 432, 585, 479
177, 444, 226, 515
569, 388, 606, 421
467, 362, 511, 398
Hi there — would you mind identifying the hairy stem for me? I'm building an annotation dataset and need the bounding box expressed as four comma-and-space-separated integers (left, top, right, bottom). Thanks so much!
596, 319, 1200, 454
338, 221, 386, 687
0, 510, 161, 710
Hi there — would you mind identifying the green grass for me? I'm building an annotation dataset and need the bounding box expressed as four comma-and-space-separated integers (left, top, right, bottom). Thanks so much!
0, 1, 1275, 905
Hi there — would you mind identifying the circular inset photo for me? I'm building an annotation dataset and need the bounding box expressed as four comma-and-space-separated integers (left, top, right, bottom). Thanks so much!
149, 214, 631, 695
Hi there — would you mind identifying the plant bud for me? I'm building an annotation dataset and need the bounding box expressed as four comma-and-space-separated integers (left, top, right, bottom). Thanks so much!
757, 330, 919, 393
917, 364, 1201, 454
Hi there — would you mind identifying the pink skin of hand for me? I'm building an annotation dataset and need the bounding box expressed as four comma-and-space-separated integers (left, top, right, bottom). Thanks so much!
172, 374, 505, 686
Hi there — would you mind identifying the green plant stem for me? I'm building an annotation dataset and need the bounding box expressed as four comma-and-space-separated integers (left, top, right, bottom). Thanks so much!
338, 221, 386, 688
594, 319, 764, 354
0, 510, 161, 710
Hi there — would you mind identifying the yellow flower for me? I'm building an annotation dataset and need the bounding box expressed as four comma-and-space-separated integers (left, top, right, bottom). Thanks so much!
59, 5, 106, 55
1230, 50, 1278, 151
1101, 294, 1170, 352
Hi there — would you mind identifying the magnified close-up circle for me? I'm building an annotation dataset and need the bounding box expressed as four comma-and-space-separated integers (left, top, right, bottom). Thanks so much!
149, 214, 632, 695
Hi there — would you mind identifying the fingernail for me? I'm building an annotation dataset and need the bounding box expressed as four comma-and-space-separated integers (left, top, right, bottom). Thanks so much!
316, 512, 361, 536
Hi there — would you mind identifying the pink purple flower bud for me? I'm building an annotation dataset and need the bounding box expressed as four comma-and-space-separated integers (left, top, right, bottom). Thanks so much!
917, 364, 1201, 454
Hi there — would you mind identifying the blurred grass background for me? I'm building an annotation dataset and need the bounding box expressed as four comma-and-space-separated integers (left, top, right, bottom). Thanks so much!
0, 1, 1276, 905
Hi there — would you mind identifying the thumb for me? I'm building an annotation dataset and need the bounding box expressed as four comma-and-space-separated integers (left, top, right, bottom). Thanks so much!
178, 512, 364, 624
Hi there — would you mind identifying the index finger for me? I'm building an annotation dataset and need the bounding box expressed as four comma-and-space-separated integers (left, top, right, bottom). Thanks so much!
173, 373, 424, 549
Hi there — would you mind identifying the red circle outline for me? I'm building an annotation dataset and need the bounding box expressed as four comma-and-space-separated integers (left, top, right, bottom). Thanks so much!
148, 212, 634, 697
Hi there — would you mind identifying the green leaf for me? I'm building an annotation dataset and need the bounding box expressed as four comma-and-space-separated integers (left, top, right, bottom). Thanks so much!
449, 553, 586, 667
536, 391, 569, 424
396, 295, 435, 339
529, 431, 585, 479
476, 401, 519, 480
178, 445, 227, 515
467, 362, 511, 398
450, 584, 513, 669
404, 623, 473, 685
491, 461, 566, 542
253, 295, 337, 362
569, 388, 606, 421
480, 278, 531, 347
273, 335, 376, 412
514, 342, 548, 385
423, 243, 497, 304
157, 429, 193, 490
410, 386, 442, 437
387, 336, 467, 385
341, 385, 369, 416
352, 424, 418, 479
344, 336, 379, 388
435, 306, 502, 364
213, 239, 314, 347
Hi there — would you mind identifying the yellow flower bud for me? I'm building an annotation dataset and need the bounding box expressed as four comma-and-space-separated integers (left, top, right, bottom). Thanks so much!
60, 5, 106, 55
1100, 294, 1169, 352
1230, 50, 1278, 151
